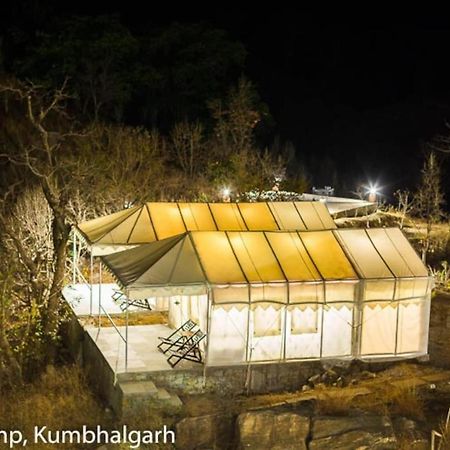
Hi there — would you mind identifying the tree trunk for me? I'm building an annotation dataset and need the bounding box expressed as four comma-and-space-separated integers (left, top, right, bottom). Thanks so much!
422, 221, 432, 263
44, 213, 70, 363
0, 332, 23, 388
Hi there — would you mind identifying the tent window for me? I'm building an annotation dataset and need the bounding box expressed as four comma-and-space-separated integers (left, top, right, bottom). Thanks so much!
252, 306, 282, 337
290, 307, 318, 334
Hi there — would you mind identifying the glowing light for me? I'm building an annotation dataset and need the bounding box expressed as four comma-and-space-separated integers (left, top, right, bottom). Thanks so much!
366, 184, 380, 196
365, 183, 380, 203
223, 188, 230, 197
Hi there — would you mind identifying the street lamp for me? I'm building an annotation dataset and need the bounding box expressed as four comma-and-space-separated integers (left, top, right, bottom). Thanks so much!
222, 187, 231, 202
367, 184, 379, 203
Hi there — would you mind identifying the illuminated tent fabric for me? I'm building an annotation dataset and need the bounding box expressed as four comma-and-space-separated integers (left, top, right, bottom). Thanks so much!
102, 230, 358, 295
77, 202, 336, 255
101, 228, 432, 365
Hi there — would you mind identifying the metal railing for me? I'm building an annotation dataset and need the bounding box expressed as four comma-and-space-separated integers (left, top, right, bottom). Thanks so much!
99, 302, 128, 373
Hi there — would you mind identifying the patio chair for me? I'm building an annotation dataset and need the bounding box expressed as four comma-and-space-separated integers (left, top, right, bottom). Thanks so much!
112, 289, 152, 311
167, 330, 206, 368
157, 319, 197, 354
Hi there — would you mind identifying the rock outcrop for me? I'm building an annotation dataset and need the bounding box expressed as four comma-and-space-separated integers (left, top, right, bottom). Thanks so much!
309, 415, 397, 449
176, 413, 234, 450
236, 411, 310, 450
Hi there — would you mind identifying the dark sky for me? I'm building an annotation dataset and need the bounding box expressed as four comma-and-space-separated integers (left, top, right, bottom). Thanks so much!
2, 3, 450, 198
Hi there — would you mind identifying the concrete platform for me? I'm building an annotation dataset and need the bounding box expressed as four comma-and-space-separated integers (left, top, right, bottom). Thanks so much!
86, 324, 198, 374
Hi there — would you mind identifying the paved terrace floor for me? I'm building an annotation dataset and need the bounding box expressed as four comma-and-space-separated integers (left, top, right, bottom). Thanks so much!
86, 324, 199, 373
63, 283, 198, 373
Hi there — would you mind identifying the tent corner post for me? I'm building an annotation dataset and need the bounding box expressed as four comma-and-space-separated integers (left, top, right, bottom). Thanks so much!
244, 284, 252, 395
89, 252, 94, 317
125, 303, 129, 373
72, 231, 77, 285
202, 284, 212, 386
98, 260, 102, 328
352, 279, 364, 359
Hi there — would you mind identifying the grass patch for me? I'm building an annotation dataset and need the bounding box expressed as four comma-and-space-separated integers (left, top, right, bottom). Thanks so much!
384, 384, 425, 421
314, 383, 425, 421
80, 310, 168, 327
0, 365, 107, 449
0, 365, 173, 449
314, 391, 354, 416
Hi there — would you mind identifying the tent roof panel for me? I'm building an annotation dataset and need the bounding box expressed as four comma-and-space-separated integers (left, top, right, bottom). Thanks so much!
268, 202, 306, 230
190, 231, 246, 283
127, 205, 157, 244
227, 232, 285, 282
294, 202, 325, 230
237, 203, 278, 230
265, 232, 321, 281
300, 231, 357, 280
366, 228, 415, 278
334, 229, 393, 279
97, 209, 141, 245
102, 235, 184, 286
209, 203, 247, 231
147, 202, 186, 239
77, 206, 139, 243
313, 202, 337, 229
385, 228, 428, 277
178, 203, 217, 231
136, 238, 205, 285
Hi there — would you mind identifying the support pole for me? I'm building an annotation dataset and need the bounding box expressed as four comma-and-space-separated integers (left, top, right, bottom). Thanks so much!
98, 261, 102, 328
202, 287, 212, 386
89, 252, 94, 316
125, 302, 129, 372
352, 280, 364, 358
283, 282, 289, 362
72, 232, 77, 285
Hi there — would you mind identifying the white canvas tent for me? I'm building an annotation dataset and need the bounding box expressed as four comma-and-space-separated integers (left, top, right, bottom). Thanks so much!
101, 228, 432, 366
76, 201, 336, 256
71, 201, 337, 317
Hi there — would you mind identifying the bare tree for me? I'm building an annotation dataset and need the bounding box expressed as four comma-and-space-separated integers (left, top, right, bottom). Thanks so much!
207, 78, 285, 197
0, 80, 81, 362
209, 77, 261, 158
74, 124, 167, 217
394, 189, 413, 229
0, 188, 54, 378
0, 78, 170, 370
429, 123, 450, 153
414, 151, 445, 262
170, 120, 204, 179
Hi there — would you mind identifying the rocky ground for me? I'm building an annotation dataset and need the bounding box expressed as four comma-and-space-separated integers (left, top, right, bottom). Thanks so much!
177, 361, 450, 449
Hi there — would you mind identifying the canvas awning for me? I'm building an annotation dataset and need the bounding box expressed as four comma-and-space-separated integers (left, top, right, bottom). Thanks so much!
101, 228, 430, 300
77, 202, 336, 255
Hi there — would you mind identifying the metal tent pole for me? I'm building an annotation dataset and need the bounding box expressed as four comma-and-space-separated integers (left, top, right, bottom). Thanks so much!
202, 286, 212, 385
89, 252, 94, 316
72, 232, 77, 285
125, 302, 129, 372
98, 261, 102, 328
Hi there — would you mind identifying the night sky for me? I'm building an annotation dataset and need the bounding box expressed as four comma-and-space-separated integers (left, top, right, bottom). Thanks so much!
2, 3, 450, 200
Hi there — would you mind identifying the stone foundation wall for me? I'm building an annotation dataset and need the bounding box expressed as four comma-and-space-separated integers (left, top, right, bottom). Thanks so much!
144, 361, 323, 395
62, 313, 122, 412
